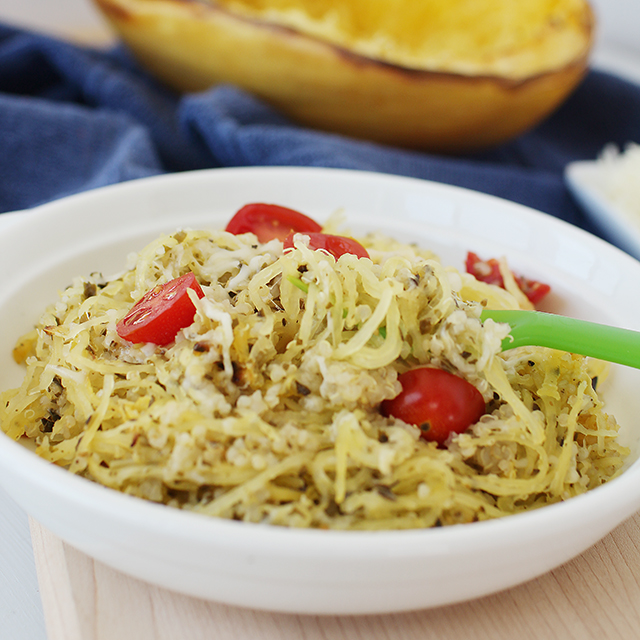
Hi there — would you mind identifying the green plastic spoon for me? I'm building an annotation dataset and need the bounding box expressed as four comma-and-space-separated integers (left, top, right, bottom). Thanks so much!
480, 309, 640, 369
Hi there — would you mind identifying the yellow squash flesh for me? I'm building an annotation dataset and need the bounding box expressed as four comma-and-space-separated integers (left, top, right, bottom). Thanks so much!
93, 0, 594, 152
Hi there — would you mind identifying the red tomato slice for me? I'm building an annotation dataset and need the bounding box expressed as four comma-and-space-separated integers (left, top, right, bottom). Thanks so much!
226, 203, 322, 243
465, 251, 551, 305
283, 231, 370, 260
117, 272, 205, 345
465, 252, 503, 287
381, 368, 485, 445
516, 278, 551, 305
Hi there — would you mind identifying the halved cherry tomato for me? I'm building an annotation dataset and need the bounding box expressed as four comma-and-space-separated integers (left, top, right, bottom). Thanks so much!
117, 272, 205, 345
381, 368, 485, 445
466, 252, 551, 305
465, 252, 503, 287
226, 203, 322, 243
283, 231, 370, 260
516, 278, 552, 305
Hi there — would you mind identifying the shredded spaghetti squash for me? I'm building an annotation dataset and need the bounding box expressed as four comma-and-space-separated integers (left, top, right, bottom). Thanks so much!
0, 216, 628, 529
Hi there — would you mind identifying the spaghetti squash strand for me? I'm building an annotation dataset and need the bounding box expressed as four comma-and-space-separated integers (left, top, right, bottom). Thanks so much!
0, 222, 627, 530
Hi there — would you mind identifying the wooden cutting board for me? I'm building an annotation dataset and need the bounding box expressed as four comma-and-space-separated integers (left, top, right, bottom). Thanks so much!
30, 513, 640, 640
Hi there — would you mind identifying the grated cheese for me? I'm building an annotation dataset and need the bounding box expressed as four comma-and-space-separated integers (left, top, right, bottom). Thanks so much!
596, 142, 640, 221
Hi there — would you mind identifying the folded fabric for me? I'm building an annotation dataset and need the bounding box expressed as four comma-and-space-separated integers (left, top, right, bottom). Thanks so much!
1, 22, 639, 242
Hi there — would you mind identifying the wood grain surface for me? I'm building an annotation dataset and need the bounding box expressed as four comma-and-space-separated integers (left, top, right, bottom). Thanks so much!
30, 511, 640, 640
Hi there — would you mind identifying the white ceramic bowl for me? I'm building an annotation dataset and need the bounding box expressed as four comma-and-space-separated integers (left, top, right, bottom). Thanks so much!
565, 159, 640, 261
1, 167, 640, 615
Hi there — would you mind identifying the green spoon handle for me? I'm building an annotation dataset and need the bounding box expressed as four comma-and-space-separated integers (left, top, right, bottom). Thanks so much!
481, 309, 640, 369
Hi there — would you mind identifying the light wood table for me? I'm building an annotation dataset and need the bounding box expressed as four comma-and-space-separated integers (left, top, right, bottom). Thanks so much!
30, 511, 640, 640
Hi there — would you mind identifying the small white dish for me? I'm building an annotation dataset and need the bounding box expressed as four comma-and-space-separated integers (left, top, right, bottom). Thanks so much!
1, 167, 640, 615
565, 159, 640, 261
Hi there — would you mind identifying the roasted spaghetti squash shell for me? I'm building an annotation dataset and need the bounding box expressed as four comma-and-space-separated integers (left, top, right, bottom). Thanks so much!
92, 0, 594, 153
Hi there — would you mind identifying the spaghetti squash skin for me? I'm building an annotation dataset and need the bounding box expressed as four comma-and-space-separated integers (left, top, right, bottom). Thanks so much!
92, 0, 594, 152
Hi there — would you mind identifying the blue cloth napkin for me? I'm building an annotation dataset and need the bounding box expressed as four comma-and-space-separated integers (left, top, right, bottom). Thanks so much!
1, 22, 639, 240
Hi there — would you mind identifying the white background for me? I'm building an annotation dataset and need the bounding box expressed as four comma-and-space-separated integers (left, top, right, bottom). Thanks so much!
0, 1, 638, 639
